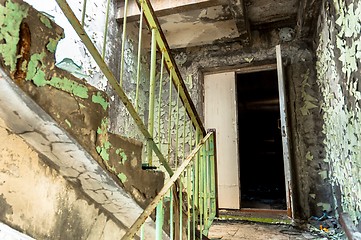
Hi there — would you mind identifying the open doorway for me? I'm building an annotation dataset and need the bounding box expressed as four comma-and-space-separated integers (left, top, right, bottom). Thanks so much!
237, 69, 287, 210
204, 51, 292, 215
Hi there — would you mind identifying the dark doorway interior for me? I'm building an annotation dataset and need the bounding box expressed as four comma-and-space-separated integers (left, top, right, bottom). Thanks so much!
237, 69, 286, 210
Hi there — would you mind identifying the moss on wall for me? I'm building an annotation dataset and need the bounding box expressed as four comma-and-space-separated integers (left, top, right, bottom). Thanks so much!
316, 0, 361, 225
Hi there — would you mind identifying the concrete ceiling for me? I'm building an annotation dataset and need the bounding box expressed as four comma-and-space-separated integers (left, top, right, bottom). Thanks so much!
117, 0, 319, 48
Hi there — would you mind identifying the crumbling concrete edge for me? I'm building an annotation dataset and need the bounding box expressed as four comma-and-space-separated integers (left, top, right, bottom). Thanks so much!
0, 69, 161, 238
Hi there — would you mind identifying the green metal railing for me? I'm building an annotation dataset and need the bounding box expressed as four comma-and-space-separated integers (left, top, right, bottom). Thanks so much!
55, 0, 217, 238
121, 131, 217, 239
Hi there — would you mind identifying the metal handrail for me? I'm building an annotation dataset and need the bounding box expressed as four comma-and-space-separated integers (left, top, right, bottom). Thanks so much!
55, 0, 174, 175
56, 0, 206, 171
54, 0, 217, 238
135, 0, 206, 136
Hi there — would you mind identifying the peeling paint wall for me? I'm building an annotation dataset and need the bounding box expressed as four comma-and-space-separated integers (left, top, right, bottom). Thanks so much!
24, 0, 120, 91
0, 0, 165, 224
107, 21, 151, 140
315, 0, 361, 227
0, 118, 126, 239
173, 29, 331, 220
21, 0, 155, 156
22, 0, 196, 169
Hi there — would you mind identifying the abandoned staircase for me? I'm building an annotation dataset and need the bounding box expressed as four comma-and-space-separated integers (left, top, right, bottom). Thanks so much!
0, 0, 217, 239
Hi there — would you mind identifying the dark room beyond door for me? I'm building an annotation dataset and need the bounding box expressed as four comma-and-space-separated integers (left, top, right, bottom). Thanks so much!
237, 69, 287, 210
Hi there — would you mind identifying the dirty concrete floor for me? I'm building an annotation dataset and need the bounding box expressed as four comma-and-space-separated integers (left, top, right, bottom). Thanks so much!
208, 220, 344, 240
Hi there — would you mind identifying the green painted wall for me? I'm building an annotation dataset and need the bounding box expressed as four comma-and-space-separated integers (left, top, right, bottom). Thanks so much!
316, 0, 361, 225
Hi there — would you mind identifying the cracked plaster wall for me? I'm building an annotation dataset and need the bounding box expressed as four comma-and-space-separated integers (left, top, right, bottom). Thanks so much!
0, 118, 126, 240
315, 0, 361, 227
173, 29, 331, 220
0, 1, 167, 237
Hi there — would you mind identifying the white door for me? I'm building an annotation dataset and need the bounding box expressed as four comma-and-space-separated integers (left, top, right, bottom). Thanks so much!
276, 45, 293, 217
204, 72, 240, 209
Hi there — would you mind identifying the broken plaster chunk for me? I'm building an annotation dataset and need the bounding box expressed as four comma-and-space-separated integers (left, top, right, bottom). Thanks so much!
46, 37, 60, 53
115, 148, 128, 164
244, 57, 254, 63
38, 13, 52, 28
64, 119, 72, 128
317, 202, 331, 212
300, 101, 318, 116
117, 173, 127, 183
306, 151, 314, 161
319, 170, 328, 180
92, 92, 109, 110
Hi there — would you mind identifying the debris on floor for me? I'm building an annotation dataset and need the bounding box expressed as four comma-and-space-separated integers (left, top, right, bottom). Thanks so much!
208, 219, 347, 240
308, 211, 346, 240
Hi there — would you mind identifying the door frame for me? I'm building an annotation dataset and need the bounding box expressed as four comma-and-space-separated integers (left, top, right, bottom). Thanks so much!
203, 59, 294, 217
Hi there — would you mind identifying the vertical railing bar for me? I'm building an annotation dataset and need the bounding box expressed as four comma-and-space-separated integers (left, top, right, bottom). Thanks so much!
121, 133, 212, 239
190, 124, 196, 240
170, 186, 174, 240
208, 139, 212, 223
119, 0, 129, 86
135, 0, 205, 135
179, 175, 183, 240
140, 224, 144, 240
55, 0, 174, 176
175, 84, 180, 167
167, 71, 173, 163
156, 199, 164, 240
199, 143, 204, 236
211, 133, 217, 217
187, 165, 191, 240
195, 128, 200, 237
135, 2, 144, 112
182, 109, 186, 161
157, 53, 165, 150
81, 0, 87, 26
195, 128, 200, 207
203, 139, 209, 232
102, 0, 111, 59
147, 28, 157, 166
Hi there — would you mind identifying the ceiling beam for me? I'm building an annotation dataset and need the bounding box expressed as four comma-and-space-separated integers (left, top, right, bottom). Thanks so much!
227, 0, 251, 45
116, 0, 227, 22
296, 0, 322, 39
